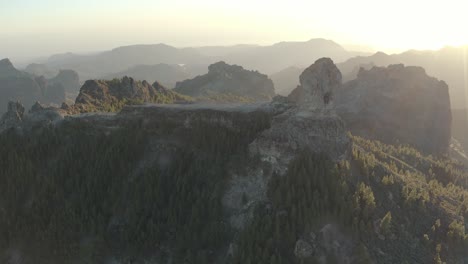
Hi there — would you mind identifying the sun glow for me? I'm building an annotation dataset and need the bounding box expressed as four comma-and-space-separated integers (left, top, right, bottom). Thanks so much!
1, 0, 467, 58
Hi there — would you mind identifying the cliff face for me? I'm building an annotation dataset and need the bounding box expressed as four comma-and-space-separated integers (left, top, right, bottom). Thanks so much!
174, 61, 275, 101
336, 64, 452, 154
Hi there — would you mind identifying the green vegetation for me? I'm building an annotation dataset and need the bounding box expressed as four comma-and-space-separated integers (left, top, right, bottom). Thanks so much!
0, 112, 270, 263
0, 110, 467, 264
233, 135, 468, 263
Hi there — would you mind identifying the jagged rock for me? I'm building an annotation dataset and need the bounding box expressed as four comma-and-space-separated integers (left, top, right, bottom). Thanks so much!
174, 61, 275, 101
294, 239, 315, 258
336, 64, 452, 154
30, 101, 46, 113
251, 58, 350, 173
288, 58, 342, 111
0, 101, 25, 131
73, 76, 189, 112
61, 102, 71, 110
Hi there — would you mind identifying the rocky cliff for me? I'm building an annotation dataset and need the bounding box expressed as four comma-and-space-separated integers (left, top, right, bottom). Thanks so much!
336, 64, 452, 154
174, 61, 275, 101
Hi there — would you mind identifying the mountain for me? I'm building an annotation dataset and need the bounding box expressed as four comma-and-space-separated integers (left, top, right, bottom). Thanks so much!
71, 76, 191, 113
269, 66, 302, 96
38, 39, 369, 81
44, 44, 206, 80
220, 38, 369, 74
1, 58, 467, 263
24, 63, 58, 78
174, 61, 275, 102
48, 69, 81, 93
336, 64, 452, 155
338, 47, 468, 109
0, 58, 64, 112
103, 64, 192, 89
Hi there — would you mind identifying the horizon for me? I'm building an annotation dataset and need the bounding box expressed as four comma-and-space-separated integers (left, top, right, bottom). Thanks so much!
2, 0, 468, 62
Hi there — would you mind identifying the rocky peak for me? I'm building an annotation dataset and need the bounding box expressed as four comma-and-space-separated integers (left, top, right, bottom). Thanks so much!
175, 61, 275, 101
72, 76, 189, 113
0, 58, 14, 69
251, 58, 349, 170
30, 101, 46, 113
288, 58, 342, 111
0, 58, 22, 77
208, 61, 243, 75
336, 64, 452, 154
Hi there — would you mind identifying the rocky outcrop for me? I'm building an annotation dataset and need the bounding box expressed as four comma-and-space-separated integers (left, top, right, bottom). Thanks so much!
288, 58, 342, 111
174, 61, 275, 101
252, 58, 349, 168
0, 101, 66, 133
336, 64, 452, 154
73, 76, 190, 112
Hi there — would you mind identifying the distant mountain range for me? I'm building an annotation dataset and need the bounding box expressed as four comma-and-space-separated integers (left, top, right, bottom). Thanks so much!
25, 39, 369, 82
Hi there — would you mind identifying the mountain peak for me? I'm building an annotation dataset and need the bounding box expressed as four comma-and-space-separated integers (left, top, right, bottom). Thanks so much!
0, 58, 15, 71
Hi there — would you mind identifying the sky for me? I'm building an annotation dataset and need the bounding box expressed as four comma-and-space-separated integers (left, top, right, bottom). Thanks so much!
1, 0, 468, 61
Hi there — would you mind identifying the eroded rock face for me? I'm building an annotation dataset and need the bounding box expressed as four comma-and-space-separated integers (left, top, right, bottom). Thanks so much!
336, 64, 452, 154
288, 58, 342, 111
174, 61, 275, 101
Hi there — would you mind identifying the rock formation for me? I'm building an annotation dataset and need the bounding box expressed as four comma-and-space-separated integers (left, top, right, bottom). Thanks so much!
288, 58, 342, 111
336, 64, 452, 154
0, 100, 66, 133
174, 61, 275, 101
224, 58, 350, 233
251, 58, 349, 169
72, 76, 190, 112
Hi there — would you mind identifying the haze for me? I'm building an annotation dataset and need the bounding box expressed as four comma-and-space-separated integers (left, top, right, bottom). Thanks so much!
2, 0, 468, 60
